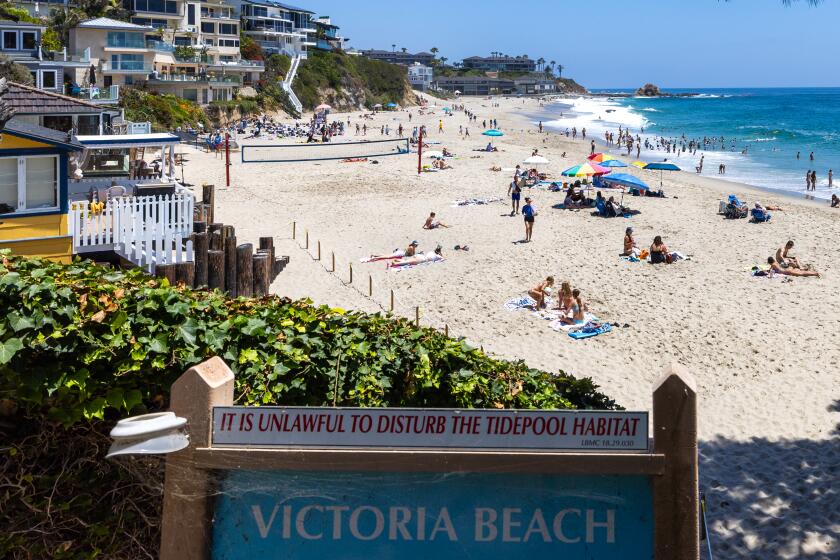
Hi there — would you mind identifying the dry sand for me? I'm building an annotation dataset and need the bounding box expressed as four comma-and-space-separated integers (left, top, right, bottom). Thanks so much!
183, 95, 840, 559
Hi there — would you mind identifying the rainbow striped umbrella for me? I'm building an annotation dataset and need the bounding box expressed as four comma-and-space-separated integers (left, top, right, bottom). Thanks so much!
561, 162, 612, 177
587, 153, 618, 163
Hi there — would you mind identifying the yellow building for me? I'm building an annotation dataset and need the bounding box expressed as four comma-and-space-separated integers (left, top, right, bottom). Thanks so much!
0, 119, 83, 263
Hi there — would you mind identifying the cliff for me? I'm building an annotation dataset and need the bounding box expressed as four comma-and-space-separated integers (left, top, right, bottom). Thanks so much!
293, 50, 418, 111
556, 77, 587, 94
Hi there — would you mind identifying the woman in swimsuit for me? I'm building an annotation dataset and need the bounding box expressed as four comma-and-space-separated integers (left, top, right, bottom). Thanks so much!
560, 289, 587, 324
767, 257, 819, 277
555, 281, 574, 312
528, 276, 554, 310
650, 236, 671, 264
622, 227, 639, 257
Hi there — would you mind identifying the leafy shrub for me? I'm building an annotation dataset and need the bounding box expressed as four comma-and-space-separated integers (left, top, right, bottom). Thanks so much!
0, 252, 617, 425
119, 87, 209, 131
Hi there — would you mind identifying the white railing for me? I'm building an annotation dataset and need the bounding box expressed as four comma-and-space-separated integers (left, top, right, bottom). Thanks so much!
69, 194, 195, 273
282, 54, 303, 114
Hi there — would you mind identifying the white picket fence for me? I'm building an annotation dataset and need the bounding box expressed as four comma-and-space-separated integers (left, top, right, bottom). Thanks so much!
69, 194, 195, 273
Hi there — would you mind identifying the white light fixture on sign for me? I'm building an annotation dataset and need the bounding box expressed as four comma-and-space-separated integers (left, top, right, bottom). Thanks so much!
106, 412, 189, 458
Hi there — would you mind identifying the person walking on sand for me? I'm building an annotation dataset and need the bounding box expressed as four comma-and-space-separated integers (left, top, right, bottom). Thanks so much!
590, 140, 595, 155
539, 121, 543, 133
438, 120, 443, 133
522, 197, 536, 242
508, 176, 522, 215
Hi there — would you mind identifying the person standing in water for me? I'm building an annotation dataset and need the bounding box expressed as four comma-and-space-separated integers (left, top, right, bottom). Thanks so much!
829, 169, 833, 189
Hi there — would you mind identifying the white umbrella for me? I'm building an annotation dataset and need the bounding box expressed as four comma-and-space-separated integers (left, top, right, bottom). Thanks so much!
373, 103, 383, 108
523, 155, 550, 165
315, 103, 331, 111
425, 150, 444, 158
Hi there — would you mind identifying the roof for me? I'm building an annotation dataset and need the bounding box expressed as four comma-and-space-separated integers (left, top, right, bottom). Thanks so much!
2, 82, 103, 115
362, 50, 433, 57
2, 118, 84, 151
243, 0, 314, 13
76, 17, 153, 30
75, 133, 181, 148
0, 19, 46, 30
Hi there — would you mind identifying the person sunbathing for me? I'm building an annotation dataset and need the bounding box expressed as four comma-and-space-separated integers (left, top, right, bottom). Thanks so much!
528, 276, 554, 310
559, 289, 587, 324
650, 235, 672, 264
405, 240, 419, 257
423, 212, 450, 229
390, 247, 443, 268
622, 227, 639, 257
442, 147, 454, 157
775, 240, 801, 269
767, 257, 819, 277
554, 281, 574, 312
433, 158, 452, 170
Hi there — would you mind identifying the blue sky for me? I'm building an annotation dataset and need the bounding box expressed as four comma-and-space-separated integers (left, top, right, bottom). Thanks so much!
305, 0, 840, 89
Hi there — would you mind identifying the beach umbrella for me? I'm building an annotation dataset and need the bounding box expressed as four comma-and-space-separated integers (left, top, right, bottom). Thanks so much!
644, 161, 681, 187
482, 129, 504, 137
385, 102, 397, 108
631, 161, 648, 168
373, 103, 383, 108
602, 173, 649, 190
587, 153, 617, 163
561, 162, 611, 177
315, 103, 331, 111
597, 159, 628, 168
523, 155, 550, 165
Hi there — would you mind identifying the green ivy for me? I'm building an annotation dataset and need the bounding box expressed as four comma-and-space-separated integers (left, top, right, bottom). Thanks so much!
0, 251, 618, 425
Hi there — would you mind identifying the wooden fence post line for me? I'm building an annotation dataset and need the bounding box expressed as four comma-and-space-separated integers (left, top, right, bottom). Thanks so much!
224, 235, 237, 297
653, 363, 699, 560
253, 253, 270, 297
175, 261, 195, 288
193, 232, 209, 287
207, 250, 225, 291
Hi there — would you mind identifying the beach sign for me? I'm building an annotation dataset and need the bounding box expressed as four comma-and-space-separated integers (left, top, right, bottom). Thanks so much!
159, 358, 700, 560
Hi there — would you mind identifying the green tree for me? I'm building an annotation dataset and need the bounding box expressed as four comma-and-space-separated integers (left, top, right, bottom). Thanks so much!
0, 54, 35, 85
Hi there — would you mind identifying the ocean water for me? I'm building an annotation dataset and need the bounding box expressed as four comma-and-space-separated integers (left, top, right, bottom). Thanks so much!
538, 88, 840, 199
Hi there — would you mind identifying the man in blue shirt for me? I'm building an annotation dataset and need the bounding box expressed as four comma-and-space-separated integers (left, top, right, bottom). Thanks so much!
522, 197, 536, 242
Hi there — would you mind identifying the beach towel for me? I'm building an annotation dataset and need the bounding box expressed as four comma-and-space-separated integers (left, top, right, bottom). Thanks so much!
568, 322, 613, 340
360, 250, 405, 263
452, 197, 502, 207
619, 255, 641, 263
549, 313, 600, 332
505, 296, 537, 311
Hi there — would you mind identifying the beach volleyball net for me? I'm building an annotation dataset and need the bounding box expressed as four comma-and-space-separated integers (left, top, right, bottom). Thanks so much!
240, 138, 410, 163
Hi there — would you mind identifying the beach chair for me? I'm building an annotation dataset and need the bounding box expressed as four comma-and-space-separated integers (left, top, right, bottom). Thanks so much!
724, 201, 748, 219
750, 208, 772, 223
595, 198, 609, 217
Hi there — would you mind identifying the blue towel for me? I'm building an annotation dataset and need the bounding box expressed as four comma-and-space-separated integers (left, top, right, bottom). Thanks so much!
568, 323, 613, 339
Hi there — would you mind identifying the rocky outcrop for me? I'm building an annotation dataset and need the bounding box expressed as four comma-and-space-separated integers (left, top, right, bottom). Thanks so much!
556, 78, 587, 95
635, 83, 661, 97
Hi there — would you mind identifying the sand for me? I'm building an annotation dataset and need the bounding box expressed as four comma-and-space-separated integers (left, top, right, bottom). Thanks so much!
182, 95, 840, 559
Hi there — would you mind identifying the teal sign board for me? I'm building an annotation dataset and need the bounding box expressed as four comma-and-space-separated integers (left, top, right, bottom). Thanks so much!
212, 471, 653, 559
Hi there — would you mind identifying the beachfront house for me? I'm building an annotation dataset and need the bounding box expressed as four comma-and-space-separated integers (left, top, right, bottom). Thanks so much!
0, 20, 90, 94
433, 76, 515, 96
234, 0, 316, 58
514, 75, 557, 95
3, 81, 119, 136
7, 0, 68, 18
312, 16, 347, 52
0, 118, 83, 263
462, 55, 536, 73
361, 49, 435, 67
407, 62, 433, 92
68, 17, 262, 106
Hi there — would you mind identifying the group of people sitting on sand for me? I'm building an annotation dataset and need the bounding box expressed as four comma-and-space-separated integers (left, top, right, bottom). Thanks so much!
621, 228, 683, 264
528, 277, 588, 324
764, 240, 820, 277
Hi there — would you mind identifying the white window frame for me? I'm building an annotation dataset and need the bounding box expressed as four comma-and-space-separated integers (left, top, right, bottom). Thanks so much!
0, 155, 60, 215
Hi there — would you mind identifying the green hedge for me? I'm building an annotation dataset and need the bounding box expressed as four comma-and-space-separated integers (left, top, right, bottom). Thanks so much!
0, 252, 617, 425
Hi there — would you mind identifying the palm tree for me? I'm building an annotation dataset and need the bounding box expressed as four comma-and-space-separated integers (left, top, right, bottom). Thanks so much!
537, 57, 545, 72
392, 44, 396, 52
550, 60, 556, 75
401, 47, 407, 53
556, 64, 564, 78
440, 56, 448, 67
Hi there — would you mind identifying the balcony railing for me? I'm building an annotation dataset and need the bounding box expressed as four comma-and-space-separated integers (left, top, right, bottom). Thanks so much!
146, 40, 175, 52
211, 59, 264, 68
201, 11, 236, 19
149, 74, 241, 84
102, 61, 154, 73
67, 84, 121, 104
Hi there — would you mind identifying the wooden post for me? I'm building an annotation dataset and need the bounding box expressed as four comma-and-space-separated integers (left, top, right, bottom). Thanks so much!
368, 275, 372, 297
349, 263, 353, 284
415, 306, 420, 326
208, 224, 223, 251
175, 261, 195, 288
207, 250, 225, 291
259, 237, 275, 275
253, 253, 269, 297
193, 221, 207, 234
236, 243, 253, 298
445, 324, 449, 337
193, 232, 209, 288
161, 358, 234, 560
202, 184, 215, 224
305, 230, 309, 250
390, 289, 394, 312
155, 263, 177, 285
292, 221, 296, 240
224, 235, 237, 297
331, 252, 335, 272
653, 363, 699, 560
317, 240, 321, 261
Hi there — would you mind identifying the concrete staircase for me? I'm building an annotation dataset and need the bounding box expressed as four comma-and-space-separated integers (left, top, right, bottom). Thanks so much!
281, 55, 303, 115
